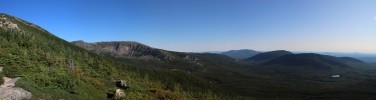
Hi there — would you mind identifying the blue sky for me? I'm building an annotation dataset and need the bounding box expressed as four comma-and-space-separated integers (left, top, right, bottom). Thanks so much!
1, 0, 376, 53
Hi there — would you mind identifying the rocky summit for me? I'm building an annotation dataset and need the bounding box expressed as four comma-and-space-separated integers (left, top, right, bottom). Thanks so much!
72, 40, 175, 60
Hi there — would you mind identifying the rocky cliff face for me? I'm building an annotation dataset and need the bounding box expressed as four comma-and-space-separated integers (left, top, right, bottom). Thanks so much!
72, 41, 174, 60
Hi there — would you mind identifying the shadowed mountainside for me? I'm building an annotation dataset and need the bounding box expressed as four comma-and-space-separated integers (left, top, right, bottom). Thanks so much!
220, 49, 259, 60
245, 50, 293, 63
264, 53, 367, 70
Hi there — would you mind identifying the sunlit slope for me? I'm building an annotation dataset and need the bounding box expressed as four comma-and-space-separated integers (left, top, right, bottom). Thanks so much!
0, 13, 224, 99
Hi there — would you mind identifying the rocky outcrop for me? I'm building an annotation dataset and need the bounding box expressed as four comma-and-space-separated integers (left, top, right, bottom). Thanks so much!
184, 55, 199, 62
0, 13, 47, 32
0, 77, 32, 100
0, 15, 20, 30
0, 67, 32, 100
115, 80, 128, 89
114, 89, 125, 99
0, 87, 32, 100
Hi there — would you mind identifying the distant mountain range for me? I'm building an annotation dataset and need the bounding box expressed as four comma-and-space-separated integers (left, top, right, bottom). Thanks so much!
74, 41, 376, 98
218, 49, 376, 64
219, 50, 368, 70
73, 41, 368, 71
317, 52, 376, 63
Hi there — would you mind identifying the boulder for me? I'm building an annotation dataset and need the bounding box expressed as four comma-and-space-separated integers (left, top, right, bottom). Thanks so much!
114, 89, 125, 99
0, 87, 32, 100
0, 77, 32, 100
115, 80, 128, 89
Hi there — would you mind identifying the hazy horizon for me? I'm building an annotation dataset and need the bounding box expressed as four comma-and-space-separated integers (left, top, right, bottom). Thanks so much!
1, 0, 375, 53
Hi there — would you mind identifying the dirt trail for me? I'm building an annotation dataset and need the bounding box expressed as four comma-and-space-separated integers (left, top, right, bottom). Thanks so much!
0, 67, 32, 100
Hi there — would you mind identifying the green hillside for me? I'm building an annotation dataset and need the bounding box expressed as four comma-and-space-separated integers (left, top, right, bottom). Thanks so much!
74, 41, 376, 99
0, 13, 225, 99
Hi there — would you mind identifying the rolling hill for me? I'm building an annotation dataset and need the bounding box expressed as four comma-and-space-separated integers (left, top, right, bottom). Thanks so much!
264, 53, 367, 70
245, 50, 293, 63
220, 49, 259, 60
